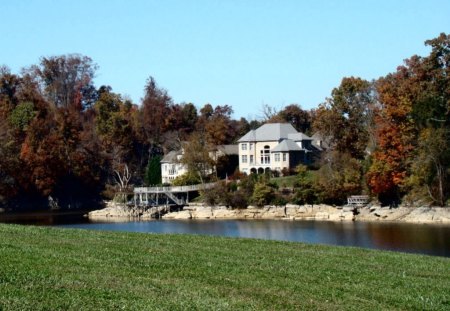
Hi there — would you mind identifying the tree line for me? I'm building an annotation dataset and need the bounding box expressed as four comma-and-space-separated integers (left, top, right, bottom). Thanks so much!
0, 33, 448, 210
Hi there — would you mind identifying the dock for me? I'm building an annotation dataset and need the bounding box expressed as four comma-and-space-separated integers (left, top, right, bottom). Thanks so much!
133, 182, 217, 207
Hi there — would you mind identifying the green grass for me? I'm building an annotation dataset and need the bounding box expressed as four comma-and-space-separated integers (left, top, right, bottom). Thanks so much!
271, 175, 299, 188
0, 224, 449, 310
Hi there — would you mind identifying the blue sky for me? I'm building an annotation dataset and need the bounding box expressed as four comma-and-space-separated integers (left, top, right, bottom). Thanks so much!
1, 0, 449, 119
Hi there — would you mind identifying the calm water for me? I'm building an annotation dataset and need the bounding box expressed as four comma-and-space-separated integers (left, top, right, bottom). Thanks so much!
1, 212, 449, 257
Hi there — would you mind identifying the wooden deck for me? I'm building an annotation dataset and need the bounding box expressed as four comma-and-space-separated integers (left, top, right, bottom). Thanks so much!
133, 182, 217, 206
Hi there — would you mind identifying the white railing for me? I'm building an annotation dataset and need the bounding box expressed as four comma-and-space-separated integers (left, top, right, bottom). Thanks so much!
134, 182, 217, 194
347, 195, 370, 206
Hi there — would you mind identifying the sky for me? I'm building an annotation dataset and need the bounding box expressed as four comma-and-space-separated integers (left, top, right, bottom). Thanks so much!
1, 0, 449, 119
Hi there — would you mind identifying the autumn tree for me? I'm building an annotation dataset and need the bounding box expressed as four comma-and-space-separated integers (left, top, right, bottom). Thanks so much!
197, 104, 235, 145
368, 33, 450, 205
140, 77, 172, 154
313, 77, 374, 159
273, 104, 311, 133
29, 54, 98, 110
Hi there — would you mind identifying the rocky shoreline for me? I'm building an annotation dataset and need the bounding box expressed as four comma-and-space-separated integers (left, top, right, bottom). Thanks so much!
163, 203, 450, 224
88, 201, 450, 224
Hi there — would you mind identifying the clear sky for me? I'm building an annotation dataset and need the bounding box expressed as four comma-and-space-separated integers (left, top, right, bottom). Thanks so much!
1, 0, 449, 119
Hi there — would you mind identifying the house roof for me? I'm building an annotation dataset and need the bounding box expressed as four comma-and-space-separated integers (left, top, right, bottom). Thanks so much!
238, 123, 298, 142
160, 150, 181, 163
216, 144, 238, 155
271, 139, 302, 152
311, 132, 330, 150
287, 133, 312, 141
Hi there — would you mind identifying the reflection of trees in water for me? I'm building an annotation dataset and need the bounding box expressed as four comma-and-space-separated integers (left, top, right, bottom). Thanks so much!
365, 223, 450, 255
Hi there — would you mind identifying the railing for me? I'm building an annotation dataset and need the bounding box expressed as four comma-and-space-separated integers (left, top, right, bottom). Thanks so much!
134, 182, 217, 194
347, 195, 370, 206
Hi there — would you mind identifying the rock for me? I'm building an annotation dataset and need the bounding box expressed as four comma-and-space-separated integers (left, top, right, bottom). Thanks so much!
163, 210, 192, 219
369, 206, 379, 212
192, 207, 213, 219
213, 209, 236, 219
342, 206, 354, 213
315, 211, 329, 220
340, 211, 355, 221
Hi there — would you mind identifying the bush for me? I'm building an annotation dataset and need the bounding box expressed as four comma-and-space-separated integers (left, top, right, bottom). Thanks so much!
201, 182, 230, 206
251, 182, 275, 207
172, 172, 201, 186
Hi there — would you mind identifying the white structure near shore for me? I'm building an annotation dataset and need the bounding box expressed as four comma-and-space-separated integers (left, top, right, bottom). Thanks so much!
161, 145, 238, 184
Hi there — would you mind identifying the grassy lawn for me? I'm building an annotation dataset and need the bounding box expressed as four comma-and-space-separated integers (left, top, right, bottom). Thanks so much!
0, 224, 449, 310
270, 175, 299, 188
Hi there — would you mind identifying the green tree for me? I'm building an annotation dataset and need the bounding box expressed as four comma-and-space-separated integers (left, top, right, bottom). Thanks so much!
251, 182, 275, 207
406, 127, 449, 206
180, 132, 215, 183
9, 102, 36, 132
313, 77, 374, 159
145, 155, 162, 186
294, 165, 318, 204
315, 151, 363, 205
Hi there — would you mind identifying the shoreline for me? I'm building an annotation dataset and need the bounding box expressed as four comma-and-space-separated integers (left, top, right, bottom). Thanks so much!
88, 202, 450, 224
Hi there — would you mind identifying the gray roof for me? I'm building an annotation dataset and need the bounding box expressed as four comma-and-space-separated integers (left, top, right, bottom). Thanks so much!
238, 123, 298, 142
287, 133, 312, 141
161, 150, 181, 163
311, 132, 330, 150
271, 139, 302, 152
217, 144, 238, 155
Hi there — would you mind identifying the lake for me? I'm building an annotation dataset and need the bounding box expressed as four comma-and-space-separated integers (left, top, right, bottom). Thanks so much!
1, 211, 449, 257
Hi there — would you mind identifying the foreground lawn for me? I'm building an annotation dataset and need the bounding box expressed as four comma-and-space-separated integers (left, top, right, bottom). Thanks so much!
0, 224, 449, 310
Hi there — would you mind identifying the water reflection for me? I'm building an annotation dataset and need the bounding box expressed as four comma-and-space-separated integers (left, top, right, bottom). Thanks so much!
57, 219, 450, 257
1, 212, 449, 257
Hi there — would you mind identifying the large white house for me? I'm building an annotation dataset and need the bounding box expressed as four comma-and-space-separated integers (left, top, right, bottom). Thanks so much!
237, 123, 319, 175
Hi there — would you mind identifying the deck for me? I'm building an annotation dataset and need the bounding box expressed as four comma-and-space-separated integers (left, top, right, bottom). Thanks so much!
133, 182, 217, 206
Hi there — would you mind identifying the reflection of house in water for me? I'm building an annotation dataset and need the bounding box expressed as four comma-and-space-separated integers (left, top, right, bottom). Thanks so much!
237, 123, 322, 174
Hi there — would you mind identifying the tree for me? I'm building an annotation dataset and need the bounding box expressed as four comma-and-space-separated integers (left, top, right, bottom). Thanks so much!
313, 77, 374, 159
180, 132, 215, 183
367, 33, 450, 204
315, 151, 363, 205
293, 164, 318, 204
29, 54, 98, 110
251, 182, 275, 206
405, 127, 449, 206
145, 155, 162, 186
140, 77, 172, 153
197, 104, 235, 145
275, 104, 311, 133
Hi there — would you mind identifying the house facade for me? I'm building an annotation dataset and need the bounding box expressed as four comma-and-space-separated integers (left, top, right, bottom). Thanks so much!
160, 145, 238, 184
238, 123, 318, 175
160, 150, 187, 184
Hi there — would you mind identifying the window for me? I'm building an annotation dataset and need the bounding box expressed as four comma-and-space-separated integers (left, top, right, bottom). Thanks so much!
274, 153, 280, 162
242, 155, 248, 163
241, 143, 247, 151
249, 143, 253, 150
260, 145, 270, 164
283, 153, 287, 162
250, 155, 254, 164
